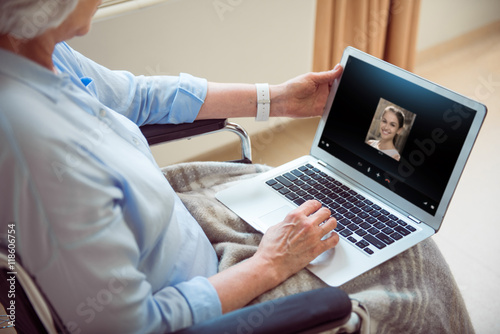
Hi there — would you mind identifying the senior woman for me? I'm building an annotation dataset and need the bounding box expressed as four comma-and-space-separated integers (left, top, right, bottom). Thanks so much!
0, 0, 343, 332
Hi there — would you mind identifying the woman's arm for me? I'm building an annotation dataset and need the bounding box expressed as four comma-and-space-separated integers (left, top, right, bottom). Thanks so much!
197, 65, 342, 120
209, 200, 339, 314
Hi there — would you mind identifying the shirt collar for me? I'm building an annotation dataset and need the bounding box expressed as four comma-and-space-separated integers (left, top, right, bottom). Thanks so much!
0, 47, 66, 103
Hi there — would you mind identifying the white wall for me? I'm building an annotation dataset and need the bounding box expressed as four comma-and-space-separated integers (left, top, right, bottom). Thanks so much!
68, 0, 500, 165
417, 0, 500, 51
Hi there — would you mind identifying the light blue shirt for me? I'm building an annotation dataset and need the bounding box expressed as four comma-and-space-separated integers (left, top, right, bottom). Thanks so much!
0, 42, 221, 333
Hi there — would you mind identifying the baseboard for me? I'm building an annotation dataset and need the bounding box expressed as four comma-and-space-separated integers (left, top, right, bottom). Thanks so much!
416, 20, 500, 66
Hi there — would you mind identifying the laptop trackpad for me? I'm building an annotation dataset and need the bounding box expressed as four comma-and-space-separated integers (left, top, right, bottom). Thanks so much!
259, 205, 294, 229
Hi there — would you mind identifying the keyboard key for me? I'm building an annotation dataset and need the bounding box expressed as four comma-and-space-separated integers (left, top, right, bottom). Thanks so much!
355, 229, 367, 237
382, 227, 394, 235
266, 179, 277, 186
362, 206, 374, 212
350, 207, 362, 214
359, 222, 371, 230
397, 219, 408, 226
343, 202, 354, 209
366, 217, 377, 224
347, 236, 357, 243
337, 207, 348, 215
378, 215, 390, 222
406, 225, 417, 232
283, 172, 298, 182
276, 176, 292, 187
278, 188, 290, 195
364, 235, 386, 249
295, 180, 305, 186
346, 223, 359, 231
340, 229, 353, 237
272, 183, 284, 190
323, 197, 333, 204
311, 174, 322, 180
294, 198, 306, 206
328, 202, 340, 210
355, 201, 366, 209
358, 212, 369, 219
317, 178, 329, 185
316, 193, 326, 200
301, 175, 311, 181
394, 226, 411, 236
291, 169, 304, 177
344, 212, 355, 219
348, 189, 358, 196
376, 232, 395, 245
364, 248, 374, 255
390, 231, 403, 240
386, 221, 398, 228
296, 190, 307, 197
356, 240, 370, 248
334, 222, 345, 232
351, 217, 363, 224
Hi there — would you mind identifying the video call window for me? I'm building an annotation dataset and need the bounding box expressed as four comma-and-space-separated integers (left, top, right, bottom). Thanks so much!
364, 98, 417, 162
318, 55, 477, 215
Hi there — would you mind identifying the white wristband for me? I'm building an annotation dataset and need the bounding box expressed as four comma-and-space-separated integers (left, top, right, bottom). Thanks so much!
255, 83, 270, 121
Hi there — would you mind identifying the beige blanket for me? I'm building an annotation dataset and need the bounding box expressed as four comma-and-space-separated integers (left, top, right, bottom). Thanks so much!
163, 162, 475, 334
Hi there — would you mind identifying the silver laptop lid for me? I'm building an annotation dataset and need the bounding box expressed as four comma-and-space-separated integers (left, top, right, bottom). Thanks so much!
311, 46, 487, 231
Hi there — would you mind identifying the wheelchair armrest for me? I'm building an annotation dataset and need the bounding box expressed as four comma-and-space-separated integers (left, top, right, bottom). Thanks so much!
140, 119, 252, 163
140, 119, 228, 146
172, 287, 352, 334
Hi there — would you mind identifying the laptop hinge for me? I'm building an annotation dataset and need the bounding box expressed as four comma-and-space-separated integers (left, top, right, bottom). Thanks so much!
407, 215, 422, 224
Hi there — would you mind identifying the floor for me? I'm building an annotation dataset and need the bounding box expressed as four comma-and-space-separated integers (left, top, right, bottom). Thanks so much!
187, 30, 500, 333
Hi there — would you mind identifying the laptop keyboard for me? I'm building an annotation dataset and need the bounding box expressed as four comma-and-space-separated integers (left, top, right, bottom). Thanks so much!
266, 163, 416, 255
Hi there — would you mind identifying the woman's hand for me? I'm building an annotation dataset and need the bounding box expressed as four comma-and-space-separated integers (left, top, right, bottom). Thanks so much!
197, 65, 342, 121
254, 200, 339, 282
208, 200, 338, 314
270, 64, 343, 118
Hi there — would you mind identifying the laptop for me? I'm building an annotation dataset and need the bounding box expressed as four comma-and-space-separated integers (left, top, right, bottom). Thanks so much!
216, 46, 487, 287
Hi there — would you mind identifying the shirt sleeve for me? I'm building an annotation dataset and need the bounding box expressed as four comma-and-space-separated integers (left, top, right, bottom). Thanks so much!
55, 42, 208, 126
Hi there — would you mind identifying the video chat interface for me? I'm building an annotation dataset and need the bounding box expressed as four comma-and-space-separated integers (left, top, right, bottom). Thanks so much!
319, 56, 476, 215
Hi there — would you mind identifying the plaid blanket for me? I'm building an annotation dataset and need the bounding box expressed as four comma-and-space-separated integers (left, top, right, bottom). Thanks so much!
163, 162, 475, 334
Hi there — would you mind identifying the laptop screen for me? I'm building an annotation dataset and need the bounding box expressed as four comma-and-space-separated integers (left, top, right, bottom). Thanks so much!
318, 56, 477, 216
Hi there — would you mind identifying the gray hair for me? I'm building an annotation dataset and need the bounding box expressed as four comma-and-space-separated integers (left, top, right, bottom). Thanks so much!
0, 0, 79, 39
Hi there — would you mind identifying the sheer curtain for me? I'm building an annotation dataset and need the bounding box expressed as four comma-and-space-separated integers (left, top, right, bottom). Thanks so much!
313, 0, 421, 72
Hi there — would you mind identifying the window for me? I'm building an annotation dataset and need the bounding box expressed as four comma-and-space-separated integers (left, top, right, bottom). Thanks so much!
95, 0, 168, 21
99, 0, 132, 8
